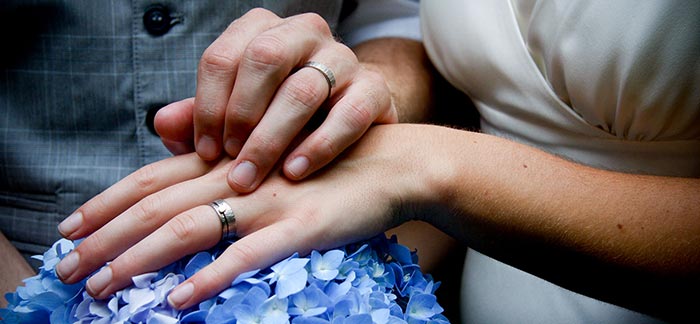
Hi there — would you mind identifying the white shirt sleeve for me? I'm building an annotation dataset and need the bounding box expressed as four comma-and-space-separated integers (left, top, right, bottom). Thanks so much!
337, 0, 421, 47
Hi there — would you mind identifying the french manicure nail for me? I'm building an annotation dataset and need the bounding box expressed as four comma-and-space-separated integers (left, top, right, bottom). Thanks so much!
168, 282, 194, 308
287, 156, 309, 178
87, 266, 112, 295
230, 161, 257, 189
56, 251, 79, 281
58, 211, 83, 237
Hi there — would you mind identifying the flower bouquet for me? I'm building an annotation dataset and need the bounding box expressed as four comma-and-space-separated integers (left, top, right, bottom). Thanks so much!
1, 235, 448, 323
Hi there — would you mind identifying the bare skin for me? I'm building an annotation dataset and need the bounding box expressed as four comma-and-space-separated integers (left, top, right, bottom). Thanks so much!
0, 231, 35, 308
54, 125, 698, 321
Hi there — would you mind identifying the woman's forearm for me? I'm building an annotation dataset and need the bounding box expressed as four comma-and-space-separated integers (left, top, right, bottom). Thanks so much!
406, 124, 699, 314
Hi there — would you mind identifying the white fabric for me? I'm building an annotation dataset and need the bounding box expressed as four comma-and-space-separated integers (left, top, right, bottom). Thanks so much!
421, 0, 699, 322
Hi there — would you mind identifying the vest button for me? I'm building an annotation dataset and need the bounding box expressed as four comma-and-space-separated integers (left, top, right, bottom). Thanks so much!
143, 5, 173, 36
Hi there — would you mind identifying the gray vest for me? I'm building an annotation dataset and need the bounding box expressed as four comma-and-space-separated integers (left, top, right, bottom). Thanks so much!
0, 0, 346, 261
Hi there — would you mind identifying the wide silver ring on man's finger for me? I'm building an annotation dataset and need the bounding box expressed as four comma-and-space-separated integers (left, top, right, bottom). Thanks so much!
209, 199, 237, 241
303, 61, 336, 99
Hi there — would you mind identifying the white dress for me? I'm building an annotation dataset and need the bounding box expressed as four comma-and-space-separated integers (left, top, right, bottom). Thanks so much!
421, 0, 699, 322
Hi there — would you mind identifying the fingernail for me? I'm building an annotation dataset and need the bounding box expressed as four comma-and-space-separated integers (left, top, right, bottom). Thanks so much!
87, 266, 112, 295
287, 156, 309, 178
230, 161, 257, 189
168, 282, 194, 308
58, 212, 83, 237
56, 251, 79, 281
197, 135, 218, 159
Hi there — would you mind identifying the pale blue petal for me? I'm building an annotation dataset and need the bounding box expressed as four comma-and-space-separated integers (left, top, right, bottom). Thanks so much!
343, 314, 373, 324
280, 258, 310, 275
146, 311, 179, 324
231, 304, 258, 324
74, 294, 93, 319
260, 296, 290, 324
292, 316, 331, 324
324, 272, 354, 303
132, 272, 158, 288
88, 300, 112, 318
387, 315, 409, 324
276, 266, 308, 298
128, 288, 156, 313
371, 308, 390, 324
232, 269, 261, 285
92, 317, 112, 324
206, 304, 235, 324
184, 252, 213, 278
301, 307, 327, 317
242, 286, 270, 307
405, 294, 442, 321
312, 269, 339, 281
322, 250, 345, 269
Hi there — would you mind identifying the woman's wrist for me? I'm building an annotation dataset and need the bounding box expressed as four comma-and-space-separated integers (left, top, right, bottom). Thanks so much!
371, 124, 468, 226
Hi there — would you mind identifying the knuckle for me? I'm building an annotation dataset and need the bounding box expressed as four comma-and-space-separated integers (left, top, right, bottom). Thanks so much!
225, 108, 258, 131
130, 164, 160, 194
227, 241, 258, 267
242, 36, 287, 72
293, 13, 331, 36
246, 133, 284, 161
312, 132, 338, 159
132, 195, 162, 226
167, 212, 199, 243
200, 47, 238, 75
283, 77, 326, 112
245, 7, 279, 21
342, 99, 374, 130
195, 105, 221, 125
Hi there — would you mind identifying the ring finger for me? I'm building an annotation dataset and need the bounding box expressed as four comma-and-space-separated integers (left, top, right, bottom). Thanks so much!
226, 48, 358, 192
56, 163, 232, 285
220, 13, 339, 159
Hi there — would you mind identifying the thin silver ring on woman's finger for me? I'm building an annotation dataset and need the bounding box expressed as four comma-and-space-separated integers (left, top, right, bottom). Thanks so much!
209, 199, 237, 241
303, 61, 336, 99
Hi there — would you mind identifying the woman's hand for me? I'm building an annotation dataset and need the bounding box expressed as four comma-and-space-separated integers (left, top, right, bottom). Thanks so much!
55, 125, 430, 310
154, 8, 398, 193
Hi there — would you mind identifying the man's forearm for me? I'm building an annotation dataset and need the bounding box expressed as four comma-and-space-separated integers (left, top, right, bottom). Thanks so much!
353, 38, 435, 123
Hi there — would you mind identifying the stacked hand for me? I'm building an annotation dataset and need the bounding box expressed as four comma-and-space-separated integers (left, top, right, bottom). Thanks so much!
153, 8, 398, 193
54, 125, 432, 309
55, 7, 411, 310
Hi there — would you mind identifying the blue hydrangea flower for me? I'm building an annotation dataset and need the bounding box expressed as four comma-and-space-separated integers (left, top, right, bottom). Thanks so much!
1, 235, 449, 323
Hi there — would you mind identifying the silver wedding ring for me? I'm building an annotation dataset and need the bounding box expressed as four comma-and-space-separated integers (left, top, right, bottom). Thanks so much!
209, 199, 237, 241
303, 61, 336, 98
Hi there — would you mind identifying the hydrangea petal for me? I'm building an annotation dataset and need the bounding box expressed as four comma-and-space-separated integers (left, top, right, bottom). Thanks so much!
343, 314, 373, 324
145, 311, 179, 324
1, 234, 447, 323
184, 251, 213, 278
128, 287, 156, 313
292, 316, 331, 324
274, 258, 309, 299
405, 293, 443, 321
132, 272, 158, 288
310, 250, 344, 281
